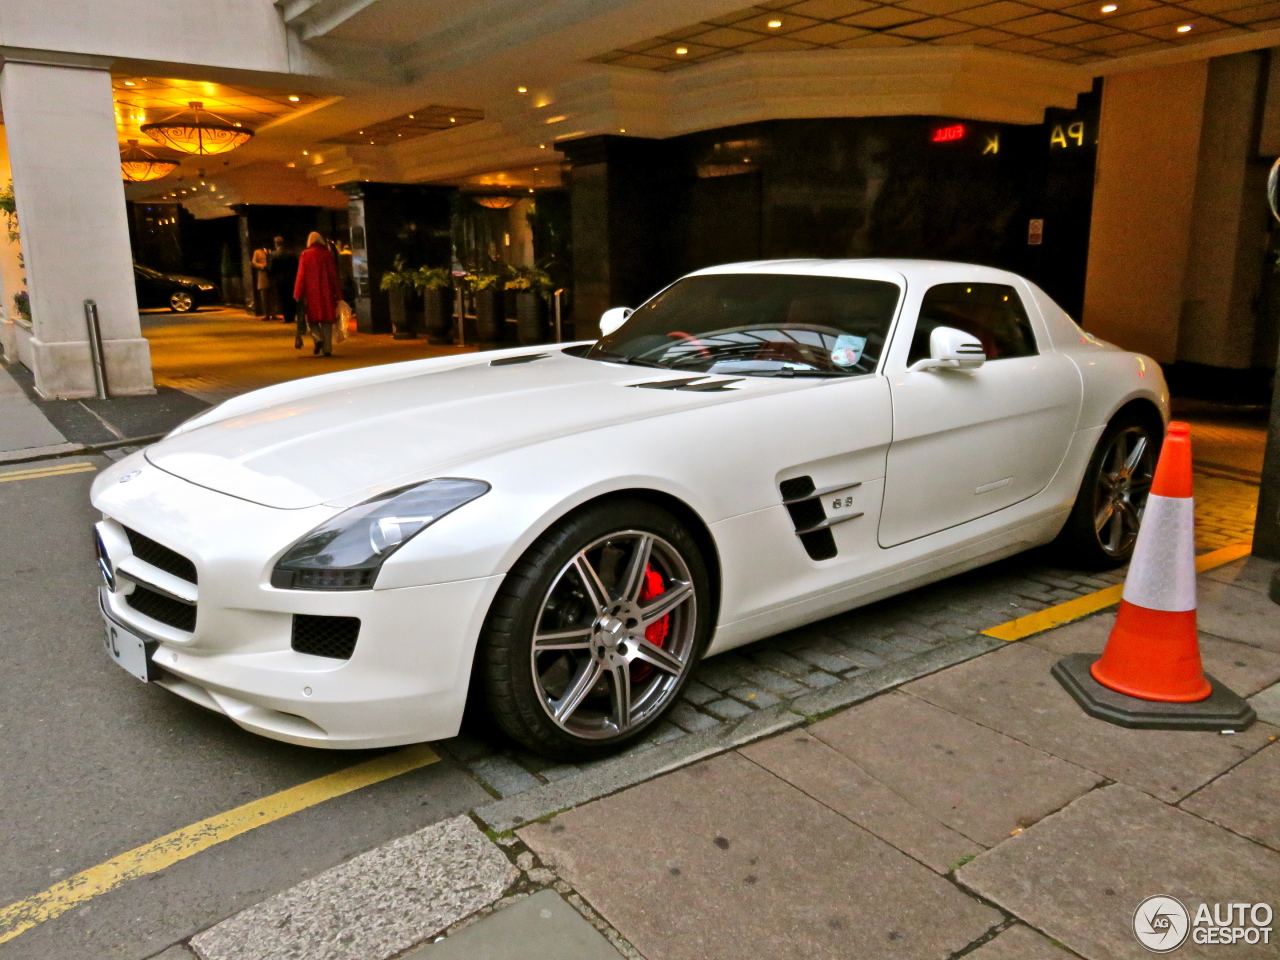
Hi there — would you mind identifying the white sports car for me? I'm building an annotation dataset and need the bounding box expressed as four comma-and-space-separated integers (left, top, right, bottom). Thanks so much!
91, 259, 1167, 759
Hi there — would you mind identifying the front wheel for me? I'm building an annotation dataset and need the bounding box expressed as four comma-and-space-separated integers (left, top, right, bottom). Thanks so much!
169, 290, 195, 313
1055, 413, 1160, 569
480, 499, 711, 761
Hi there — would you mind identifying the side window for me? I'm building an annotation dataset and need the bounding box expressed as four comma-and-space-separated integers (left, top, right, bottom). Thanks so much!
907, 283, 1038, 365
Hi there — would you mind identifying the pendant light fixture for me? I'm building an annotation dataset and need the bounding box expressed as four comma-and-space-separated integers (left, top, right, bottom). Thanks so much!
120, 139, 181, 182
473, 195, 520, 209
141, 101, 254, 156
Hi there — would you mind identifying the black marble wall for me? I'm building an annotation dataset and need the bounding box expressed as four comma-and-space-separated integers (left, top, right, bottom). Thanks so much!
562, 83, 1099, 337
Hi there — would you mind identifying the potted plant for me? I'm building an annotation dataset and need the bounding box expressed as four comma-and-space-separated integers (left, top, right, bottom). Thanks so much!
414, 266, 453, 343
505, 264, 553, 345
465, 270, 504, 344
379, 256, 417, 339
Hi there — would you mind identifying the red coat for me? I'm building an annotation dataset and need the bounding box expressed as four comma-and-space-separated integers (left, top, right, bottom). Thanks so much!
294, 243, 341, 323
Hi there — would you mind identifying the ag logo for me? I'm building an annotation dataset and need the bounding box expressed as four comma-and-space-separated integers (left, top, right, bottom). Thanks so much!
1134, 895, 1190, 953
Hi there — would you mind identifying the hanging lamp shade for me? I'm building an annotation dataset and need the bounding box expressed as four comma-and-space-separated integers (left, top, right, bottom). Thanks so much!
120, 139, 181, 182
473, 195, 519, 209
141, 101, 253, 156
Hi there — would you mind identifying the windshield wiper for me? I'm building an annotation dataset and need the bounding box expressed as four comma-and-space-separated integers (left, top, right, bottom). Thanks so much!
593, 351, 672, 370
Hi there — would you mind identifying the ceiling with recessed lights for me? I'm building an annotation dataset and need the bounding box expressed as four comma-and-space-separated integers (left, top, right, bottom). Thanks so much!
112, 75, 328, 146
323, 105, 486, 146
589, 0, 1279, 67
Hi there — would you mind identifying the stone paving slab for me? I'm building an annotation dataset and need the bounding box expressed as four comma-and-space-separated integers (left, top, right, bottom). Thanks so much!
739, 729, 982, 874
958, 784, 1280, 960
1195, 578, 1280, 653
519, 752, 1002, 960
403, 890, 623, 960
1249, 682, 1280, 726
805, 691, 1103, 847
964, 925, 1078, 960
190, 816, 517, 960
1179, 742, 1280, 853
1203, 556, 1277, 596
1024, 614, 1280, 699
902, 643, 1278, 802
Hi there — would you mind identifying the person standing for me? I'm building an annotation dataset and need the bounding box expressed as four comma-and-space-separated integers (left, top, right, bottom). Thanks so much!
251, 246, 272, 319
294, 231, 342, 356
268, 236, 299, 339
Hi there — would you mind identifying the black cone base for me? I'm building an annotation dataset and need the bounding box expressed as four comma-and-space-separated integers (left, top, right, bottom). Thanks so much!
1052, 653, 1256, 731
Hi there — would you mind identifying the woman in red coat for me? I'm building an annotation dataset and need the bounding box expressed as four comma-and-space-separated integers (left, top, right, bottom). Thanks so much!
293, 231, 342, 356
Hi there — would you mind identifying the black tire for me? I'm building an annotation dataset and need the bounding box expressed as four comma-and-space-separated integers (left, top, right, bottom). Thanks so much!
479, 498, 712, 761
1055, 410, 1162, 569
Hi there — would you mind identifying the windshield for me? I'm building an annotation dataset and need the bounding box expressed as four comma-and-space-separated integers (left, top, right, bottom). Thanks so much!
588, 272, 901, 377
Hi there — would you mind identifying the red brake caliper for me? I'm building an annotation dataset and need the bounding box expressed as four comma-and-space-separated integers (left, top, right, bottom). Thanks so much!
632, 565, 670, 682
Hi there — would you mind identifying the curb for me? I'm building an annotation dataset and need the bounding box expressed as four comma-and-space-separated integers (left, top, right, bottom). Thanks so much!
0, 433, 164, 466
476, 631, 1006, 833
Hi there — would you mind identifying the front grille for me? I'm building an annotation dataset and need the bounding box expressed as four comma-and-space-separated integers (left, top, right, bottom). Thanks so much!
292, 614, 360, 660
125, 528, 198, 584
125, 584, 197, 632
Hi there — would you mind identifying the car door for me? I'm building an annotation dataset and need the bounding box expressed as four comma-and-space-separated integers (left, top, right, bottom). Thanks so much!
134, 266, 160, 308
877, 278, 1081, 548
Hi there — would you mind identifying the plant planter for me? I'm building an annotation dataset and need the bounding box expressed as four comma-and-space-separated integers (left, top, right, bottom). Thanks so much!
421, 288, 452, 343
388, 288, 417, 339
515, 290, 549, 345
474, 288, 504, 343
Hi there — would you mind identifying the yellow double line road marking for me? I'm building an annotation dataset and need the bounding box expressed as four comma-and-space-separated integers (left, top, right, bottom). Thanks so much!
982, 541, 1253, 641
0, 461, 97, 484
0, 744, 439, 945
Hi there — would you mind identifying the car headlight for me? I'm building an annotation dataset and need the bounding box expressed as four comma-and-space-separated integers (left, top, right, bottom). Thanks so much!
270, 478, 489, 590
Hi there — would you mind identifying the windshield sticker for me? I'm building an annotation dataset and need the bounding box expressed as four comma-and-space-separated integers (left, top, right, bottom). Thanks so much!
830, 335, 867, 368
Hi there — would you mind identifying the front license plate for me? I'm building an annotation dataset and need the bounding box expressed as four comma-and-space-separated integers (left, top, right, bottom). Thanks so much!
103, 615, 157, 682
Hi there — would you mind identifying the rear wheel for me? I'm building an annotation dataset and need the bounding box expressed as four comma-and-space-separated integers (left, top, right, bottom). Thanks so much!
1055, 412, 1160, 569
480, 499, 710, 761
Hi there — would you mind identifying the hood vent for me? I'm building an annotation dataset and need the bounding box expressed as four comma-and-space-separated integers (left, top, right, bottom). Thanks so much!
630, 377, 743, 392
490, 353, 550, 366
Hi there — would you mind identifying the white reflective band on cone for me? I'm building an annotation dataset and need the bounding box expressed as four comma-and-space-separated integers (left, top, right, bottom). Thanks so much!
1122, 493, 1197, 612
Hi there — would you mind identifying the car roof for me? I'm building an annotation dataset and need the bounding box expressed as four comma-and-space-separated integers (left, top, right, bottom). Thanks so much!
686, 258, 1028, 288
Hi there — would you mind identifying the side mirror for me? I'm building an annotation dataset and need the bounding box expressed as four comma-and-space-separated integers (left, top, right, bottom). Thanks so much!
911, 326, 986, 371
599, 306, 633, 337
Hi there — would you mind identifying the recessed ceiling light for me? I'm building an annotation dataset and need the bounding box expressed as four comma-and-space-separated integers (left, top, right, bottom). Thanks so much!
1100, 3, 1117, 11
302, 150, 308, 155
767, 18, 783, 27
450, 117, 456, 122
288, 95, 300, 102
539, 144, 547, 148
620, 128, 626, 133
675, 46, 689, 54
1176, 22, 1192, 30
408, 114, 415, 118
517, 86, 528, 93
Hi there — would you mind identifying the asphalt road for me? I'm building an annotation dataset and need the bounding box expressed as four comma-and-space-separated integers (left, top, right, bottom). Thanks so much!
0, 459, 490, 960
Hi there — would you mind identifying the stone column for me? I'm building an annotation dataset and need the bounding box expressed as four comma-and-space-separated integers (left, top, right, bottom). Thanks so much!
0, 56, 153, 397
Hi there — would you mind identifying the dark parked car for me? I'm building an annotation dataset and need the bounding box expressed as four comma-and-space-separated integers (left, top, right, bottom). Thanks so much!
134, 264, 219, 313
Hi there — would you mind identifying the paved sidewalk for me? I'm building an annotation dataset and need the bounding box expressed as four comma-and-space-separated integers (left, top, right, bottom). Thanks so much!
185, 555, 1280, 960
516, 557, 1280, 960
0, 363, 73, 459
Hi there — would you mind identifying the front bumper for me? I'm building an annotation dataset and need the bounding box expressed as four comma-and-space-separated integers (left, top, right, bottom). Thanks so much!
92, 457, 504, 749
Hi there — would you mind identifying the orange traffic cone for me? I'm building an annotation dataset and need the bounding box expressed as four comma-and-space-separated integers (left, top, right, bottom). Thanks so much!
1053, 422, 1255, 731
1090, 422, 1210, 702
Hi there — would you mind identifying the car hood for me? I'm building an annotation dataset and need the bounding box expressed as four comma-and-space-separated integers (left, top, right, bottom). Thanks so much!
145, 351, 768, 509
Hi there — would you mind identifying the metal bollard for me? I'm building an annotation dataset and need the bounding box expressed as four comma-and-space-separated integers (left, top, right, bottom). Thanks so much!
83, 299, 110, 400
553, 288, 563, 343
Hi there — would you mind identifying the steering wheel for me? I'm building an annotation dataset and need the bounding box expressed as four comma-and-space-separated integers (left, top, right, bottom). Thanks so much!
667, 331, 713, 359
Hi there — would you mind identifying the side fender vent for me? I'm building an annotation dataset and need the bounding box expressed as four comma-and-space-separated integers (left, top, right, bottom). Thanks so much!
779, 476, 837, 561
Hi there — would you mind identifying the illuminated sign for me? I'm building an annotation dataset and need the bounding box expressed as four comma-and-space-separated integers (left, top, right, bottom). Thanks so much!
983, 134, 999, 155
1050, 121, 1086, 148
931, 124, 966, 143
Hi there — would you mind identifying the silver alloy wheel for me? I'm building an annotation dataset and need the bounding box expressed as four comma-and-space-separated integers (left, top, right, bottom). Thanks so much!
1093, 425, 1155, 558
170, 290, 194, 312
530, 529, 697, 740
